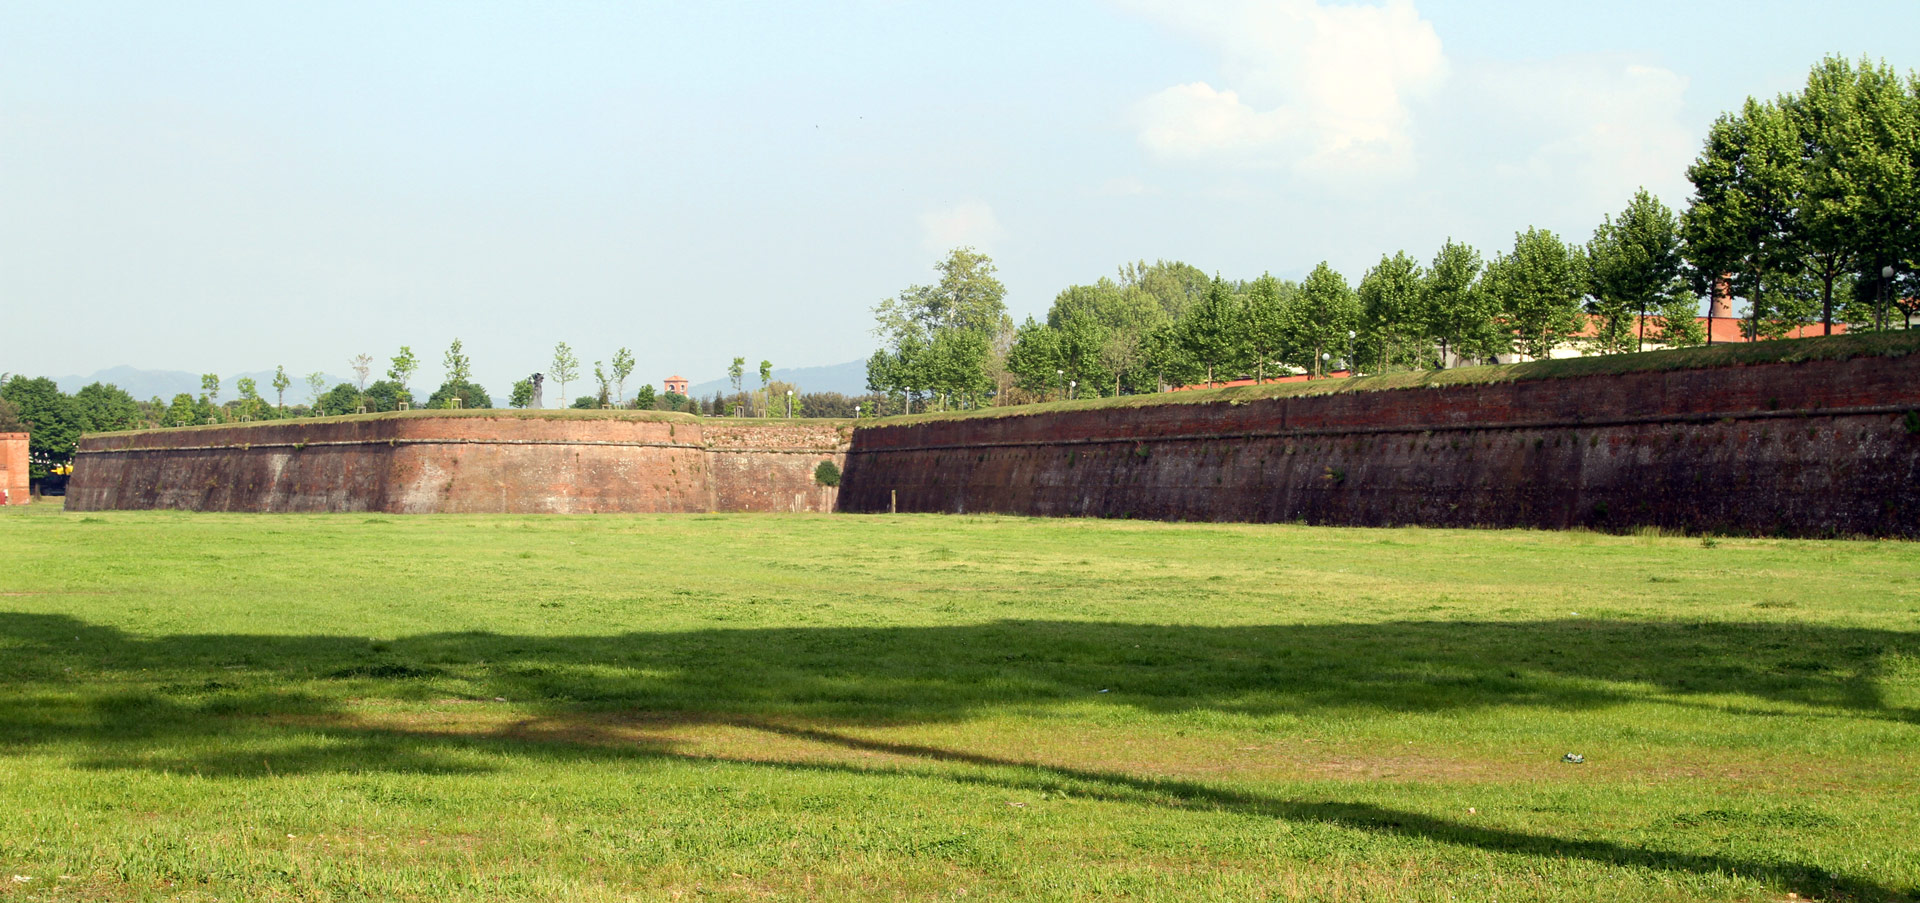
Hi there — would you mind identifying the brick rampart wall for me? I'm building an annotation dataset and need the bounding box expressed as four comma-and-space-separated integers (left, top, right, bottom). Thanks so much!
839, 353, 1920, 537
68, 414, 847, 514
0, 433, 27, 505
702, 421, 850, 514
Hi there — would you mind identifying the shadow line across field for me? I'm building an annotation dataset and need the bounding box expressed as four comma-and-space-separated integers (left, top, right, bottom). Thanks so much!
1, 611, 1916, 900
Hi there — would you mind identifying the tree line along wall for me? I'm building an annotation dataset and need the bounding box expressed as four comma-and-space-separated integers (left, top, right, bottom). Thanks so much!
838, 346, 1920, 537
66, 413, 849, 515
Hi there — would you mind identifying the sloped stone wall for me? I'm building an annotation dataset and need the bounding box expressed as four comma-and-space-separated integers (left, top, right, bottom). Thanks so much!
838, 353, 1920, 537
67, 414, 847, 514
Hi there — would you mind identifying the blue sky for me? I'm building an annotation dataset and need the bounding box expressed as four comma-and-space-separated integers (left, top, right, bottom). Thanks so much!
3, 1, 1915, 399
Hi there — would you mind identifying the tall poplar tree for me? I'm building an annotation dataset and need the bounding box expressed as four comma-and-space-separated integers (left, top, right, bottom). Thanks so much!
1283, 262, 1361, 377
1242, 274, 1289, 383
1357, 252, 1425, 372
1588, 190, 1694, 352
548, 342, 580, 402
1422, 240, 1494, 367
611, 348, 635, 406
1488, 228, 1587, 361
442, 338, 471, 384
387, 346, 419, 394
1177, 277, 1245, 386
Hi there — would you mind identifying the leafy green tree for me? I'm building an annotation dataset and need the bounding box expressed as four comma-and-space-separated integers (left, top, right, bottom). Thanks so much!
1487, 228, 1587, 361
611, 348, 635, 405
633, 384, 657, 410
349, 354, 373, 391
570, 395, 599, 410
548, 342, 579, 401
1787, 56, 1919, 333
509, 379, 535, 409
442, 338, 471, 384
387, 346, 419, 394
751, 359, 771, 416
1048, 275, 1173, 394
872, 248, 1012, 405
873, 247, 1011, 348
1683, 98, 1811, 340
662, 390, 689, 413
1357, 252, 1426, 372
1117, 259, 1211, 320
200, 373, 221, 415
317, 383, 362, 416
1178, 277, 1246, 386
1283, 263, 1362, 376
1589, 190, 1691, 353
233, 377, 271, 420
428, 380, 492, 409
591, 361, 611, 408
305, 372, 327, 407
1422, 240, 1494, 367
1005, 317, 1064, 396
0, 377, 80, 480
1243, 274, 1289, 383
363, 380, 413, 413
1055, 315, 1113, 399
1136, 323, 1202, 392
272, 366, 291, 411
931, 326, 999, 408
165, 393, 201, 427
72, 382, 142, 433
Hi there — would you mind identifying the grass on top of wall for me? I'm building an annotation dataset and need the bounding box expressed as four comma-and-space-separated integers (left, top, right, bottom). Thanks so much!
0, 503, 1917, 901
890, 329, 1920, 425
89, 408, 857, 440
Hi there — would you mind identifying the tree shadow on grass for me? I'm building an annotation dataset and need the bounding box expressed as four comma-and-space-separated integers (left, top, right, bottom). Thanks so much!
2, 611, 1917, 900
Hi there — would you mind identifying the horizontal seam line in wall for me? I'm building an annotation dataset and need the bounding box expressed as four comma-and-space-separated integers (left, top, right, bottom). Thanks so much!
848, 403, 1918, 453
706, 447, 847, 454
75, 438, 708, 454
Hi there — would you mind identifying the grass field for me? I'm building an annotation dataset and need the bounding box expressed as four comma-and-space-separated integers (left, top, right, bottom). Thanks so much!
1, 504, 1916, 901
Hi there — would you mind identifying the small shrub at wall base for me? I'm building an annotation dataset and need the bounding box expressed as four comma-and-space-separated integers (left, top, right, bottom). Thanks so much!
1905, 410, 1920, 435
813, 460, 841, 487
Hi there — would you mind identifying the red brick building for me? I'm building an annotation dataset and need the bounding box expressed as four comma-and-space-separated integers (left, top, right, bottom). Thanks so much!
1, 432, 28, 505
664, 375, 689, 396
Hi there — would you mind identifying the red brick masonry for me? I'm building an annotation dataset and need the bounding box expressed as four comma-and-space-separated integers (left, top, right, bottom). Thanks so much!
68, 414, 848, 514
0, 433, 28, 505
840, 352, 1920, 537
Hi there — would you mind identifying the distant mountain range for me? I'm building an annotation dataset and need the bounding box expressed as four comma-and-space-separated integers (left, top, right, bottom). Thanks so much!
684, 359, 869, 398
55, 367, 350, 402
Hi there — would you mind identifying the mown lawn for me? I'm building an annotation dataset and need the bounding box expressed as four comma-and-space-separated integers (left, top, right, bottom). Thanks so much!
0, 504, 1916, 901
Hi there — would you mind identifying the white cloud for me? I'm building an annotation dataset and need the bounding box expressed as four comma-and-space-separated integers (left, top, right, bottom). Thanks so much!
918, 200, 1005, 253
1093, 176, 1158, 197
1122, 0, 1447, 177
1461, 58, 1695, 216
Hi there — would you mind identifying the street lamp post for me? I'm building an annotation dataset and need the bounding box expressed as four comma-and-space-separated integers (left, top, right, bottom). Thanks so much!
786, 389, 793, 418
1883, 264, 1897, 331
1056, 368, 1064, 401
1346, 330, 1356, 376
1069, 379, 1077, 400
1320, 351, 1331, 378
905, 388, 912, 416
855, 404, 861, 420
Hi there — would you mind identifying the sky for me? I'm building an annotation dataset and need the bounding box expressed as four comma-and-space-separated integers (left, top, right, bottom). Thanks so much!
3, 0, 1916, 400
